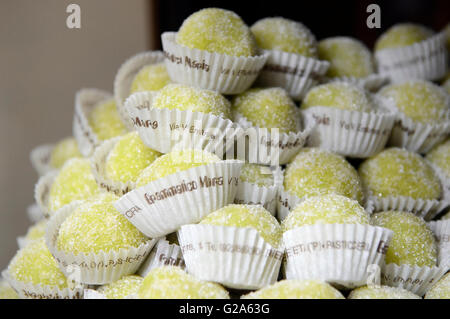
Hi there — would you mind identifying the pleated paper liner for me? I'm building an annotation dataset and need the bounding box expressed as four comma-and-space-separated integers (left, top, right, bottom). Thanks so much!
73, 88, 113, 157
302, 106, 395, 158
91, 137, 135, 196
381, 263, 448, 296
283, 223, 393, 289
429, 162, 450, 202
34, 170, 58, 218
234, 166, 283, 215
114, 160, 243, 238
113, 50, 165, 130
255, 49, 330, 101
161, 32, 268, 95
428, 220, 450, 268
137, 238, 185, 278
45, 202, 157, 285
322, 74, 389, 92
2, 270, 84, 299
375, 31, 447, 83
27, 203, 45, 223
178, 224, 283, 290
30, 144, 55, 176
125, 91, 243, 158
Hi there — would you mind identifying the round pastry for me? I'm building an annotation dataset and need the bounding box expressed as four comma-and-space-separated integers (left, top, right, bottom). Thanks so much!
56, 193, 148, 255
283, 148, 364, 203
424, 272, 450, 299
359, 147, 441, 200
375, 23, 434, 51
176, 8, 256, 57
137, 266, 229, 299
318, 37, 375, 78
239, 163, 274, 187
371, 211, 437, 267
50, 137, 82, 169
130, 63, 171, 94
426, 138, 450, 180
48, 158, 101, 212
349, 285, 421, 299
0, 280, 18, 299
87, 98, 127, 141
136, 149, 220, 187
23, 219, 47, 242
97, 275, 143, 299
301, 82, 373, 112
232, 87, 301, 134
200, 204, 282, 248
242, 279, 344, 299
282, 194, 369, 231
152, 83, 231, 119
105, 132, 161, 184
250, 17, 317, 57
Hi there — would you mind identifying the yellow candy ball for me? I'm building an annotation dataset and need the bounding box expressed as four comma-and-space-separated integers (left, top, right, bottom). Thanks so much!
318, 37, 374, 78
349, 285, 421, 299
136, 149, 220, 187
130, 63, 171, 94
239, 163, 274, 187
284, 148, 364, 203
379, 80, 449, 123
24, 219, 47, 242
282, 194, 369, 231
242, 279, 344, 299
426, 138, 450, 179
88, 98, 127, 141
137, 266, 229, 299
359, 148, 441, 200
97, 275, 143, 299
301, 82, 373, 112
176, 8, 256, 57
0, 281, 18, 299
105, 132, 161, 183
57, 193, 148, 255
48, 158, 101, 212
50, 137, 82, 169
371, 211, 437, 267
153, 83, 231, 119
375, 23, 433, 51
425, 272, 450, 299
8, 239, 69, 288
200, 204, 282, 248
232, 87, 300, 134
251, 17, 317, 57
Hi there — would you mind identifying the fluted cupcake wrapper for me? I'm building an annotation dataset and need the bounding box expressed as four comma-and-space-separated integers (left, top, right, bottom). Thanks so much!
30, 144, 55, 176
302, 106, 395, 158
114, 160, 243, 238
283, 224, 393, 289
381, 263, 447, 296
137, 238, 185, 278
2, 270, 84, 299
27, 203, 45, 223
428, 161, 450, 203
125, 91, 243, 158
276, 188, 302, 222
91, 137, 136, 196
73, 88, 113, 157
178, 224, 283, 290
375, 32, 447, 83
161, 32, 268, 95
427, 220, 450, 269
321, 74, 389, 92
255, 49, 330, 101
45, 202, 156, 285
34, 170, 58, 218
113, 50, 165, 130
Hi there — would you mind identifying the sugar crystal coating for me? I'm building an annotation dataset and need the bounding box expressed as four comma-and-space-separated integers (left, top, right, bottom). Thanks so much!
48, 158, 101, 212
130, 63, 171, 94
425, 272, 450, 299
232, 87, 301, 134
105, 131, 161, 183
57, 193, 148, 254
0, 280, 18, 299
97, 275, 143, 299
176, 8, 256, 57
282, 194, 369, 231
349, 285, 420, 299
87, 98, 127, 141
371, 211, 437, 267
284, 148, 364, 203
137, 266, 229, 299
301, 82, 373, 112
24, 219, 47, 242
50, 137, 82, 169
239, 163, 274, 187
242, 279, 344, 299
426, 138, 450, 179
250, 17, 317, 57
375, 23, 433, 51
359, 148, 441, 200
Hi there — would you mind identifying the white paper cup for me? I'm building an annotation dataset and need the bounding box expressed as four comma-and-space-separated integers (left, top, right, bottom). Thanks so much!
45, 202, 156, 285
30, 144, 55, 176
27, 203, 45, 223
178, 224, 283, 290
322, 74, 389, 92
255, 49, 330, 101
114, 160, 243, 238
113, 50, 165, 129
429, 162, 450, 203
73, 88, 113, 157
428, 220, 450, 269
375, 32, 447, 83
34, 170, 58, 218
283, 223, 393, 289
276, 188, 302, 222
161, 32, 268, 94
